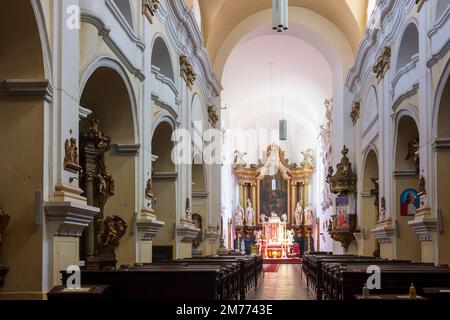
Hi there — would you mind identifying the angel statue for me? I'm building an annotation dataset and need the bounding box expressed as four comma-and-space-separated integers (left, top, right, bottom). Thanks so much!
301, 149, 314, 169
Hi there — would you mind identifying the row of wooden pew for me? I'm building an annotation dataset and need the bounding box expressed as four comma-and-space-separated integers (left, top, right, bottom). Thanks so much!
48, 255, 263, 300
302, 252, 450, 300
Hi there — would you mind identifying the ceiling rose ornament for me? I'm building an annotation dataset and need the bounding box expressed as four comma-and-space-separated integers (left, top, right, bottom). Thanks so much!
350, 101, 360, 126
373, 46, 391, 82
326, 145, 357, 194
272, 0, 288, 32
180, 55, 197, 88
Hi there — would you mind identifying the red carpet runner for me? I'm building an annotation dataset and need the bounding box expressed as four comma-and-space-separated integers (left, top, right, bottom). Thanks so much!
263, 264, 280, 273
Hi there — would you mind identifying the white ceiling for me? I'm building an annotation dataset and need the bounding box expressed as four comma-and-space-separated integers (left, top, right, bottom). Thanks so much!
221, 23, 333, 163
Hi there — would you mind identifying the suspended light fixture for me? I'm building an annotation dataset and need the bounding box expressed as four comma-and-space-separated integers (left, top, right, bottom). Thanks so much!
272, 0, 288, 32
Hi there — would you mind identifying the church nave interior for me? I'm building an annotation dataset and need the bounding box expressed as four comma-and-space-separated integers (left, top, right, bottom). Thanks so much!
0, 0, 450, 304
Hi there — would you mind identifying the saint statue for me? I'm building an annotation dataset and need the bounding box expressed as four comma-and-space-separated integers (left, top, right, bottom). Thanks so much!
286, 229, 295, 245
294, 202, 303, 226
259, 214, 267, 223
235, 203, 244, 226
185, 198, 192, 221
281, 213, 288, 222
304, 204, 314, 226
245, 199, 254, 226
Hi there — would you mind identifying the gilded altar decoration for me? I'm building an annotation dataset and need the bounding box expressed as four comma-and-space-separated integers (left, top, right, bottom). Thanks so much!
143, 0, 160, 22
350, 101, 360, 125
207, 106, 219, 128
97, 216, 127, 249
326, 146, 357, 194
405, 137, 420, 171
64, 137, 81, 173
233, 144, 315, 245
326, 145, 358, 250
180, 55, 197, 88
0, 208, 11, 244
373, 46, 391, 81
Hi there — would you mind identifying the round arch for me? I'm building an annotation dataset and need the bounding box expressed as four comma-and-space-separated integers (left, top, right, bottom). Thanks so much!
394, 20, 419, 73
80, 56, 139, 144
150, 34, 176, 83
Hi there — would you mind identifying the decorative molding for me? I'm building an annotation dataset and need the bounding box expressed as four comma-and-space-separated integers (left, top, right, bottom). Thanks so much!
156, 0, 223, 102
113, 144, 141, 155
152, 172, 178, 180
105, 0, 145, 51
151, 65, 178, 96
136, 217, 165, 241
391, 53, 419, 93
151, 94, 180, 120
44, 201, 99, 237
80, 10, 145, 81
408, 216, 437, 241
0, 79, 53, 102
205, 226, 220, 243
392, 82, 419, 112
350, 101, 360, 125
192, 191, 209, 198
176, 224, 201, 243
371, 221, 397, 243
393, 169, 419, 178
432, 138, 450, 151
79, 106, 92, 120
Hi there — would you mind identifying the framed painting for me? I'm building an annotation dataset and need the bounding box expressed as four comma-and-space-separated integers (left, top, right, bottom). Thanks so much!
400, 189, 420, 216
259, 173, 289, 222
335, 196, 350, 231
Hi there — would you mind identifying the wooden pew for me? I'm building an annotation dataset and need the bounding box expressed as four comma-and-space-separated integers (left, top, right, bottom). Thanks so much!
330, 263, 450, 300
57, 265, 228, 300
133, 262, 240, 300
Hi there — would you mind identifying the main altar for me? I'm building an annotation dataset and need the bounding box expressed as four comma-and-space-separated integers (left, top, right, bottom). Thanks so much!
232, 144, 315, 262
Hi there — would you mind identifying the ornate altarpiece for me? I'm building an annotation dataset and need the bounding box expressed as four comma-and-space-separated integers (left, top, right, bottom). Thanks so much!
233, 144, 314, 237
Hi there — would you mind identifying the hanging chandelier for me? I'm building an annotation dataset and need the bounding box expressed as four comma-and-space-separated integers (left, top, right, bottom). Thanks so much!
272, 0, 288, 32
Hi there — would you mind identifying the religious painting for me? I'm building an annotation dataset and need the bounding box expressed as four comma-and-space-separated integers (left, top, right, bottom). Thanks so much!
335, 196, 350, 231
400, 189, 420, 216
259, 173, 288, 221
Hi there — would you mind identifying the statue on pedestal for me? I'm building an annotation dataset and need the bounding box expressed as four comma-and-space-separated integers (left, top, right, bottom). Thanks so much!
304, 204, 314, 226
294, 202, 303, 226
245, 199, 254, 226
185, 198, 192, 221
235, 203, 244, 226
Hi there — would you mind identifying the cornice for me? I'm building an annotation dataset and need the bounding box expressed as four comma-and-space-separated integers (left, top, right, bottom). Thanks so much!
0, 79, 53, 102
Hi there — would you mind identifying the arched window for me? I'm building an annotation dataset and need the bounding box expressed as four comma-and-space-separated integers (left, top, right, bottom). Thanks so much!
151, 37, 175, 82
396, 23, 419, 73
112, 0, 134, 28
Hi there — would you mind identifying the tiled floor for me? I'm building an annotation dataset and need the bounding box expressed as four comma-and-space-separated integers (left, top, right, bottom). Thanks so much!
248, 264, 314, 300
